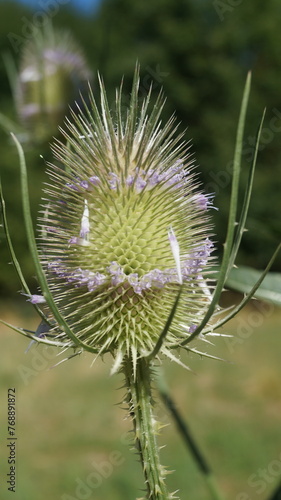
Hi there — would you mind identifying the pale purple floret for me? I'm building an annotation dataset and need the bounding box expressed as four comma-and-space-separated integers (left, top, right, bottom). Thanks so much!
80, 180, 89, 190
192, 193, 216, 211
147, 171, 161, 187
127, 273, 139, 288
159, 163, 185, 188
129, 267, 177, 295
135, 177, 147, 193
89, 176, 100, 186
24, 294, 46, 304
126, 175, 135, 187
189, 324, 197, 333
48, 260, 69, 278
65, 176, 101, 193
66, 182, 80, 191
125, 164, 185, 193
88, 272, 107, 291
107, 262, 126, 285
68, 236, 79, 245
47, 238, 213, 294
108, 172, 120, 190
193, 194, 208, 210
107, 264, 171, 294
193, 238, 213, 269
48, 260, 103, 290
141, 269, 170, 289
64, 164, 186, 196
181, 238, 213, 279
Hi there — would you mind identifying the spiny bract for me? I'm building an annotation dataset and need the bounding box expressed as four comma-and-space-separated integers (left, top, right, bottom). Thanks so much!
37, 70, 215, 371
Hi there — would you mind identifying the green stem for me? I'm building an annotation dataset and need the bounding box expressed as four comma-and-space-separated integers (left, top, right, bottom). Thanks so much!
124, 357, 175, 500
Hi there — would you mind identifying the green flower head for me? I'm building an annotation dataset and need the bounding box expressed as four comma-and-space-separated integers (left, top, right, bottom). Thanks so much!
32, 68, 214, 372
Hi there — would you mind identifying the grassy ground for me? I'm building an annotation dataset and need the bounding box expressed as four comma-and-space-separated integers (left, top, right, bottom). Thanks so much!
0, 298, 280, 500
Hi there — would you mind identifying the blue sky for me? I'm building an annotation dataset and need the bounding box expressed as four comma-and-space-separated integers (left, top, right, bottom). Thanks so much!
9, 0, 102, 14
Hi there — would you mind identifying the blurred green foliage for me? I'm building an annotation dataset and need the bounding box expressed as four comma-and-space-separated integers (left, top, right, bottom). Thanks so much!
0, 0, 281, 297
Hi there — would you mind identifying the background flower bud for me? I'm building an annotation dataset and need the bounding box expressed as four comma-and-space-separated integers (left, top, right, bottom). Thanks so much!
15, 23, 92, 144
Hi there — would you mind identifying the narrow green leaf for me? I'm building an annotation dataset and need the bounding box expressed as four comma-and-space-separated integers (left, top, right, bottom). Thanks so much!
147, 285, 183, 360
182, 72, 252, 345
0, 180, 49, 325
227, 108, 266, 274
0, 181, 30, 295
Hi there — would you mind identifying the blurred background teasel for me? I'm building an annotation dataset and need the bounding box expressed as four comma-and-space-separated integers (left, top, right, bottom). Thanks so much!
6, 21, 92, 144
14, 23, 92, 144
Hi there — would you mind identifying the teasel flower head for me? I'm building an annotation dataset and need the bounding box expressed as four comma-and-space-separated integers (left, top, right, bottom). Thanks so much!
15, 22, 92, 144
21, 67, 217, 374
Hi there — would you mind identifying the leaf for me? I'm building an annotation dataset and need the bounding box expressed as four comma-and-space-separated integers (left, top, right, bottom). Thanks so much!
147, 284, 183, 360
182, 71, 252, 345
226, 266, 281, 306
227, 108, 266, 274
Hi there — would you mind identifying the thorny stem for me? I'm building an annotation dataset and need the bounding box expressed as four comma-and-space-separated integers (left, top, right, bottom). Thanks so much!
124, 357, 175, 500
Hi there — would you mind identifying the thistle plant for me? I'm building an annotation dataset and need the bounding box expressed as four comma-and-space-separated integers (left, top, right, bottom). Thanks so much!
2, 22, 91, 144
1, 68, 280, 499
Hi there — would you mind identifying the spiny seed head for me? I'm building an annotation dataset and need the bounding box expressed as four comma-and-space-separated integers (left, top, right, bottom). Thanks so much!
38, 69, 214, 371
15, 22, 91, 143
